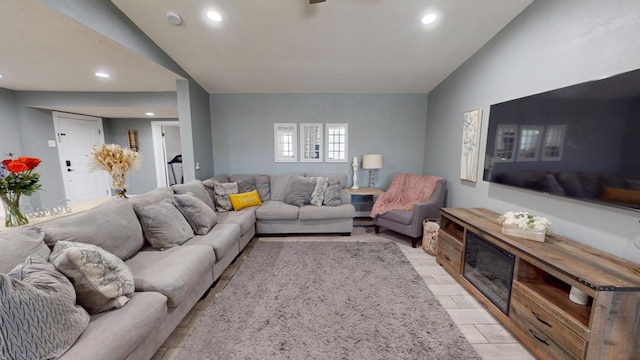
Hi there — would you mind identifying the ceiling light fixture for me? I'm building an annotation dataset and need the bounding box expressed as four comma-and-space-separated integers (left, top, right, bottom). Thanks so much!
0, 75, 3, 79
95, 72, 110, 78
421, 13, 437, 25
145, 112, 155, 116
207, 11, 222, 22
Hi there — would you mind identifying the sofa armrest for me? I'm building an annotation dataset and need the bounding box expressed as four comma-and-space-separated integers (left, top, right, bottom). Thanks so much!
408, 179, 447, 235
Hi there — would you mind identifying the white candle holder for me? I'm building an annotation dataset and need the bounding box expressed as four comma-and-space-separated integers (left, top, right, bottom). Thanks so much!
351, 157, 359, 189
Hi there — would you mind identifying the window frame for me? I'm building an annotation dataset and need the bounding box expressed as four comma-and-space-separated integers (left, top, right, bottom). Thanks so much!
325, 123, 348, 163
274, 123, 298, 162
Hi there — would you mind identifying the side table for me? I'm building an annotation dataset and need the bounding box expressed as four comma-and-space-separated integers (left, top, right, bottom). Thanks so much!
348, 188, 383, 226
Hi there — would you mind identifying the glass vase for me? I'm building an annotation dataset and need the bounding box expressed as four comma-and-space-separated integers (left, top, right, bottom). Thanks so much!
1, 192, 29, 227
110, 173, 128, 198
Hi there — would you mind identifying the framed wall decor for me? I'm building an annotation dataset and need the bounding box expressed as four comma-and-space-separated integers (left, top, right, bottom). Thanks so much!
460, 108, 482, 182
274, 123, 297, 162
325, 123, 348, 163
300, 123, 323, 162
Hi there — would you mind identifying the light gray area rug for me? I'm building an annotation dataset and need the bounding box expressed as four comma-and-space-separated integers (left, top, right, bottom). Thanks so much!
177, 241, 480, 360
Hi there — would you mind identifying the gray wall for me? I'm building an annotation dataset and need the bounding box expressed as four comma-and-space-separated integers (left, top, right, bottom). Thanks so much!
0, 88, 22, 158
425, 0, 640, 262
104, 118, 177, 195
210, 94, 428, 189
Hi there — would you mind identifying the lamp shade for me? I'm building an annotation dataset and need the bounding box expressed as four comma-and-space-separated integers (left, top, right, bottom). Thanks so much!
362, 154, 383, 169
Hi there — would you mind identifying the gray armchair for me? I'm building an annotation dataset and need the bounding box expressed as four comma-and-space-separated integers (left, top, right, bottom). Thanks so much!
374, 177, 447, 248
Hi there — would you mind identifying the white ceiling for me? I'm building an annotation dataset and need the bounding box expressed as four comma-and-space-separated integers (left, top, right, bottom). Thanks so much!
1, 0, 532, 117
112, 0, 533, 94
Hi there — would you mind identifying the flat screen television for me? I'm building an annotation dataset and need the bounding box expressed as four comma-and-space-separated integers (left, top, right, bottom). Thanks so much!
483, 68, 640, 212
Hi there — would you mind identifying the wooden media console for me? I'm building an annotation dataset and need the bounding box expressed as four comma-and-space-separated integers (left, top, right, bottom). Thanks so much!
437, 208, 640, 360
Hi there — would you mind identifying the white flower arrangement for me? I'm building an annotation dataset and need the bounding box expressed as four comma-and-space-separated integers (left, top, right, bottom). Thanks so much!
497, 211, 551, 234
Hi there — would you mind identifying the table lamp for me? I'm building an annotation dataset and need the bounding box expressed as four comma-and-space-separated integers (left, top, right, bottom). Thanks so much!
362, 154, 382, 188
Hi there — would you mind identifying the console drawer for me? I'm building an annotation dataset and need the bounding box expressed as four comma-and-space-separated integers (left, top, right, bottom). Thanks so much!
510, 286, 587, 360
436, 231, 463, 274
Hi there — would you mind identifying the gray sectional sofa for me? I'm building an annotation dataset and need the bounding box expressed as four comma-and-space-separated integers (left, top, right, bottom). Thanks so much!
0, 172, 353, 360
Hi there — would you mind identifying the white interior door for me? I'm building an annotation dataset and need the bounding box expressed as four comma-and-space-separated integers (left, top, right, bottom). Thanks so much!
53, 112, 110, 204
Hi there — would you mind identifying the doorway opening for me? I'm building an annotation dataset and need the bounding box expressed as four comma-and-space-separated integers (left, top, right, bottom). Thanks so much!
151, 121, 182, 187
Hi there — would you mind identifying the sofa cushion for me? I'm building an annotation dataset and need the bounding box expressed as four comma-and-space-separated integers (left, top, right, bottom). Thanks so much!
49, 241, 135, 314
309, 177, 328, 206
298, 204, 355, 221
230, 174, 271, 200
183, 223, 240, 262
2, 255, 89, 360
125, 245, 214, 307
0, 225, 50, 274
284, 175, 315, 207
255, 201, 300, 221
323, 181, 342, 206
235, 177, 256, 193
134, 198, 194, 250
41, 198, 144, 260
212, 182, 239, 212
270, 173, 304, 201
229, 190, 262, 211
216, 210, 257, 236
172, 180, 216, 211
378, 209, 413, 225
128, 187, 174, 208
59, 292, 167, 360
173, 192, 217, 235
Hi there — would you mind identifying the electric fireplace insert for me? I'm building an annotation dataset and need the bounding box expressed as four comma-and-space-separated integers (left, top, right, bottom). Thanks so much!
463, 231, 515, 315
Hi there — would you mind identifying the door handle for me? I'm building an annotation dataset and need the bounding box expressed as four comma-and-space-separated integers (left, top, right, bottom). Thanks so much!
67, 168, 74, 172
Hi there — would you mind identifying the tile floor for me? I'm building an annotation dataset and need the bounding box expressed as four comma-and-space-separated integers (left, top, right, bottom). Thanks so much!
151, 227, 536, 360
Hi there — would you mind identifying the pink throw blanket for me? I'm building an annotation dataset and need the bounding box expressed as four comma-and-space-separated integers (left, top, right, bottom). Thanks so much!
370, 173, 441, 218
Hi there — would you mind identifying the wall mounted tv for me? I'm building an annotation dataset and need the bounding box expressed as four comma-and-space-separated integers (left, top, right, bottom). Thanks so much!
484, 68, 640, 212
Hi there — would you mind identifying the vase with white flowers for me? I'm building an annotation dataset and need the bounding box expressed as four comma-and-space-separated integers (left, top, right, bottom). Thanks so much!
497, 211, 551, 242
88, 144, 141, 198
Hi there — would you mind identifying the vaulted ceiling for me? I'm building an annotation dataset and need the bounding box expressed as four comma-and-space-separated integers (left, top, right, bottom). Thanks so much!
0, 0, 532, 117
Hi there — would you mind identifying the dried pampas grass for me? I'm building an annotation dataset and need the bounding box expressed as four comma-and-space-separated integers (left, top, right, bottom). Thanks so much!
88, 144, 142, 189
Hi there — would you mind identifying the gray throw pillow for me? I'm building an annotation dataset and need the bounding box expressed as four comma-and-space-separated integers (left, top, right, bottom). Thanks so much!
49, 241, 135, 314
171, 180, 216, 211
236, 177, 257, 193
0, 225, 50, 274
323, 181, 342, 206
1, 255, 90, 360
173, 192, 218, 235
133, 198, 194, 249
310, 177, 329, 207
284, 175, 315, 207
212, 182, 239, 212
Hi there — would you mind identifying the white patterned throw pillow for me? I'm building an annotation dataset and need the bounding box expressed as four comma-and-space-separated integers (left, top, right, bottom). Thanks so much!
310, 177, 329, 207
49, 241, 135, 314
213, 182, 239, 212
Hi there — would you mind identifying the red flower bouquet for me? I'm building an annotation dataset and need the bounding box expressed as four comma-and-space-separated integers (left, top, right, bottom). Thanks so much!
1, 156, 42, 227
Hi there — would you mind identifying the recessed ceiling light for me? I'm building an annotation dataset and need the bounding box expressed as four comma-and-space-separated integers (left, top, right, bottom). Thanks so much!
421, 13, 437, 25
207, 11, 222, 22
145, 112, 155, 116
0, 74, 3, 78
95, 72, 110, 78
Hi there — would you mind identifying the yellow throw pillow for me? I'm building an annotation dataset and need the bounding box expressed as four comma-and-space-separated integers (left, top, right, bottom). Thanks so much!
228, 190, 262, 211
